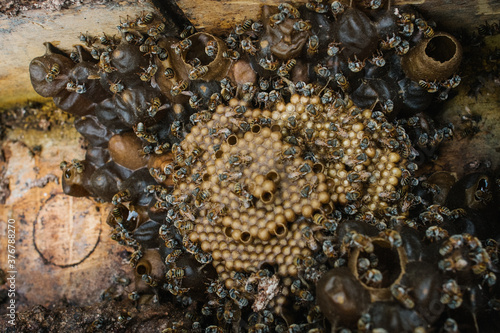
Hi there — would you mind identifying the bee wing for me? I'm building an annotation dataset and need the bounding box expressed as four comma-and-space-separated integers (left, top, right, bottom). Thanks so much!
150, 76, 159, 89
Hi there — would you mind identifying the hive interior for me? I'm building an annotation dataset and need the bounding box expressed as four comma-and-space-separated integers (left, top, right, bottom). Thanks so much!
22, 1, 500, 332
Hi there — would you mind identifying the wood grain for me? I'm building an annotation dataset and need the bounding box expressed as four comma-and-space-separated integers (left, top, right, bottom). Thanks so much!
0, 0, 500, 312
0, 0, 499, 108
0, 126, 133, 310
428, 84, 500, 179
34, 194, 102, 267
0, 0, 159, 108
175, 0, 500, 35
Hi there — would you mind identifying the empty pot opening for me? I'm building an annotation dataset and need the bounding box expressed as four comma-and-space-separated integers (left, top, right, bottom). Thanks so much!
313, 162, 324, 173
477, 177, 489, 192
274, 223, 287, 236
266, 170, 279, 182
425, 36, 456, 63
251, 124, 262, 133
227, 135, 238, 145
185, 34, 215, 65
271, 124, 281, 132
321, 203, 334, 214
261, 191, 273, 203
241, 232, 251, 243
358, 240, 401, 288
224, 226, 233, 238
136, 263, 149, 276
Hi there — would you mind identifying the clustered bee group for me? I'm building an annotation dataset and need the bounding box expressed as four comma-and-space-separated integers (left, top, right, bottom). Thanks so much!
29, 0, 500, 332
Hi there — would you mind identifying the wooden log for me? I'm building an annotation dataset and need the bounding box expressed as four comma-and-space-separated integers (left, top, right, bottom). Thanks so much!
0, 1, 160, 108
1, 0, 500, 108
418, 0, 500, 32
427, 80, 500, 180
175, 0, 500, 34
1, 0, 500, 313
0, 124, 133, 310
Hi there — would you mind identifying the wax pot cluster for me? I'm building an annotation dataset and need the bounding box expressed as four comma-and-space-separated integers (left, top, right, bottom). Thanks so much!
29, 1, 500, 332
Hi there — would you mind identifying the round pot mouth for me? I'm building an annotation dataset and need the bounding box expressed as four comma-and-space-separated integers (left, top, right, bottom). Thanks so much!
181, 32, 231, 81
135, 260, 151, 276
273, 222, 288, 237
348, 237, 408, 302
402, 32, 462, 82
266, 169, 280, 182
239, 231, 252, 244
424, 35, 458, 64
260, 190, 274, 203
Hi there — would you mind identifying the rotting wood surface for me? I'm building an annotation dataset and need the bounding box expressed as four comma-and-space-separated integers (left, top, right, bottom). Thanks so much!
0, 0, 159, 107
0, 125, 133, 312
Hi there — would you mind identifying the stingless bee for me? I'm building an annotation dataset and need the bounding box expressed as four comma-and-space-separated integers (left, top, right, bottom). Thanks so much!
344, 231, 374, 253
278, 3, 300, 18
146, 97, 167, 117
306, 1, 328, 13
395, 40, 410, 55
419, 80, 439, 93
327, 41, 343, 57
307, 35, 319, 55
165, 267, 185, 280
278, 59, 297, 77
180, 25, 195, 39
251, 21, 264, 33
45, 63, 60, 82
172, 38, 192, 55
360, 268, 383, 286
331, 1, 345, 16
369, 51, 385, 67
269, 13, 285, 27
380, 230, 403, 247
79, 31, 95, 47
109, 81, 124, 94
112, 189, 132, 205
259, 56, 279, 71
293, 20, 312, 32
205, 40, 218, 57
165, 249, 183, 264
441, 74, 461, 89
380, 34, 401, 49
136, 11, 154, 26
66, 81, 87, 94
138, 63, 158, 82
391, 284, 415, 309
335, 73, 350, 92
288, 162, 312, 180
188, 65, 209, 80
348, 55, 365, 72
235, 19, 253, 35
170, 80, 188, 96
314, 64, 330, 78
240, 38, 258, 55
147, 22, 165, 37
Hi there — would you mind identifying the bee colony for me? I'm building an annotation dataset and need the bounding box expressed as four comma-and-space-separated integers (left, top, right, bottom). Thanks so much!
1, 0, 500, 332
